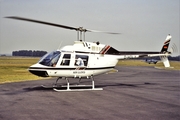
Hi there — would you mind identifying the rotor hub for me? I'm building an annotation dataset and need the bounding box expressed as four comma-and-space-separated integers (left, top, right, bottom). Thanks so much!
77, 27, 87, 32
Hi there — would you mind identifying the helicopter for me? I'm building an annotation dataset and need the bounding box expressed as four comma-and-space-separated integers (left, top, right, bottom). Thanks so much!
6, 16, 172, 91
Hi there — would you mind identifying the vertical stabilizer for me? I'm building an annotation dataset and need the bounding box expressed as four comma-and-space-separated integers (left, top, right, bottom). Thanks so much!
161, 34, 171, 53
160, 34, 171, 67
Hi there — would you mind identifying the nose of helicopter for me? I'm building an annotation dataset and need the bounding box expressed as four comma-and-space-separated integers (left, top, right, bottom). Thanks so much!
28, 63, 49, 77
29, 69, 49, 77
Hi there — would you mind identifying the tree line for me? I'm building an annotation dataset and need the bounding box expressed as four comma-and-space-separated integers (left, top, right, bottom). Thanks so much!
168, 56, 180, 61
12, 50, 47, 57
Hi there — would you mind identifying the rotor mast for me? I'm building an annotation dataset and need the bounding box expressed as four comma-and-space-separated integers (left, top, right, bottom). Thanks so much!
77, 27, 87, 41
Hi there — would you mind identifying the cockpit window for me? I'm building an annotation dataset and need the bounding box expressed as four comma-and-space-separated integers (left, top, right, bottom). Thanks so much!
39, 51, 61, 66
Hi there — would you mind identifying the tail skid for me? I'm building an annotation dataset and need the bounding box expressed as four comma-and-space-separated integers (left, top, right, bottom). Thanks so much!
160, 56, 170, 67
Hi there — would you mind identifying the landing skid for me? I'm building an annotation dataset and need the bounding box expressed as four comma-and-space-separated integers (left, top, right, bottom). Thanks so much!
45, 76, 103, 92
53, 87, 103, 92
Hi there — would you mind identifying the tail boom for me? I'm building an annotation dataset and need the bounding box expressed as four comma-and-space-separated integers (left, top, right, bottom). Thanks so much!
116, 34, 172, 67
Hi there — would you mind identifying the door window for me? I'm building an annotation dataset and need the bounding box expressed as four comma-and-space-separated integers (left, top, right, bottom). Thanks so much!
75, 55, 89, 66
61, 54, 71, 66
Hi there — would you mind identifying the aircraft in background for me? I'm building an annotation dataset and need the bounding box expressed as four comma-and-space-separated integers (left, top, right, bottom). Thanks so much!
145, 59, 158, 64
5, 16, 172, 91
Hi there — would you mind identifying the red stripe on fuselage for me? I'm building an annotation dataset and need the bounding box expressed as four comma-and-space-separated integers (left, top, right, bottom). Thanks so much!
100, 45, 111, 54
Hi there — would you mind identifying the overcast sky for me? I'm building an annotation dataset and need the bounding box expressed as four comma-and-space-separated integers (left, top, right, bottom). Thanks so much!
0, 0, 179, 55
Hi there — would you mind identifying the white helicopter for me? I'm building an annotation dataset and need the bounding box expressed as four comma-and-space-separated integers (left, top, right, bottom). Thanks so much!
6, 16, 172, 91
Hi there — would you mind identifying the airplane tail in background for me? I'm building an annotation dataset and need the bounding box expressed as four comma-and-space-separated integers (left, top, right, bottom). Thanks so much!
160, 34, 172, 67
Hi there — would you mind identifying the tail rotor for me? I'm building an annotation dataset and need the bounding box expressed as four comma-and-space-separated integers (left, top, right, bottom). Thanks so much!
169, 43, 178, 54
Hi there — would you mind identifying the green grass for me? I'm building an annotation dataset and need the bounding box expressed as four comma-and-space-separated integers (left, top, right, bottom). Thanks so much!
0, 57, 43, 84
0, 57, 179, 84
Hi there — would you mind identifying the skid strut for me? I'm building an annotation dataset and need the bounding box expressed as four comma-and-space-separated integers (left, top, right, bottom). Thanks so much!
53, 76, 103, 92
41, 77, 62, 89
53, 77, 61, 87
66, 78, 70, 90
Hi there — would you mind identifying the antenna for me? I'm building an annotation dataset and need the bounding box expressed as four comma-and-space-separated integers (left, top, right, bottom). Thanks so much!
57, 41, 63, 50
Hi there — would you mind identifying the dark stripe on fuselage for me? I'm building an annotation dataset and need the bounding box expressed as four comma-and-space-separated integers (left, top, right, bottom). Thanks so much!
29, 66, 115, 70
29, 66, 115, 77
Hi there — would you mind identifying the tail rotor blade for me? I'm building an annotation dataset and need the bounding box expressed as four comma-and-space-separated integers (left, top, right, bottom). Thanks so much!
170, 43, 178, 54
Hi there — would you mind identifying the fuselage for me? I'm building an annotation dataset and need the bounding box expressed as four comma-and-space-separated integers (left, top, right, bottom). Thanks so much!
29, 34, 172, 78
29, 40, 119, 78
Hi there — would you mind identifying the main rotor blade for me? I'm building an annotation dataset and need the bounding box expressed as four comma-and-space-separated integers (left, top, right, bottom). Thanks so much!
5, 16, 78, 31
5, 16, 121, 34
86, 29, 121, 34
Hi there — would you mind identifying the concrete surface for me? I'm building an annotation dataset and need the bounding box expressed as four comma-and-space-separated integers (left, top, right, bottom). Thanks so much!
0, 66, 180, 120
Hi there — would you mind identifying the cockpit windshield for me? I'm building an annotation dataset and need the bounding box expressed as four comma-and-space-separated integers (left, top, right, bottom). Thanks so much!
39, 51, 61, 66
